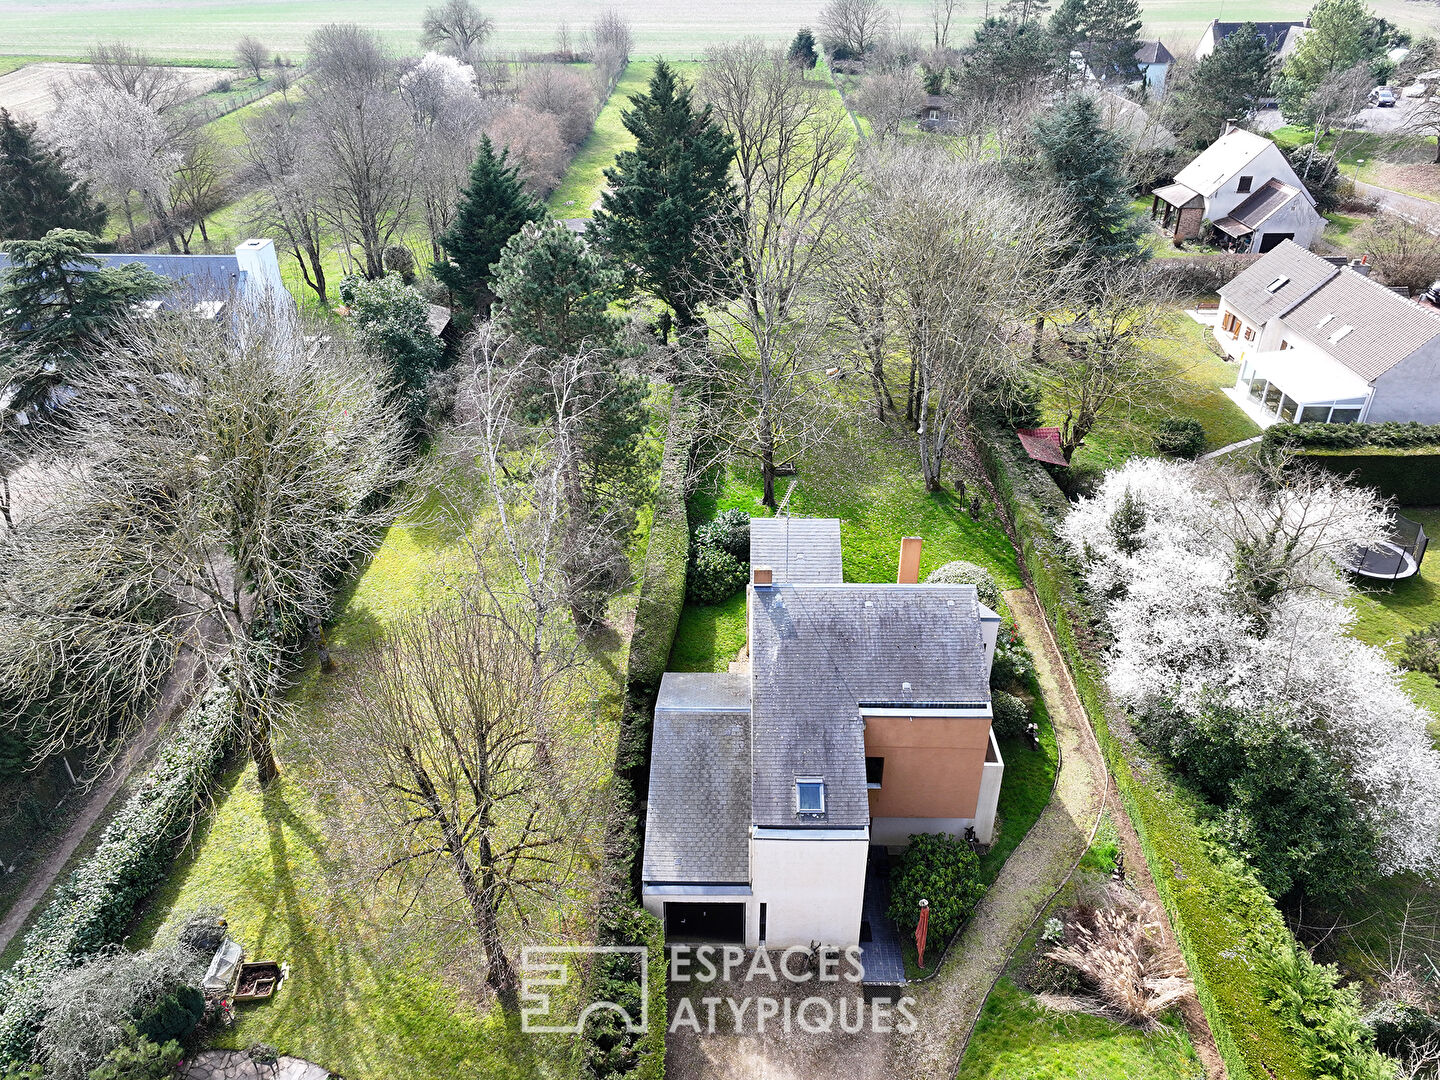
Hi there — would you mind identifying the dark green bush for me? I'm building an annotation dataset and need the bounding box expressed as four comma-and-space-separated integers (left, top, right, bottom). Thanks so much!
1365, 1002, 1440, 1063
1402, 623, 1440, 678
1135, 705, 1377, 904
686, 544, 747, 606
982, 378, 1043, 429
135, 985, 204, 1045
695, 508, 750, 561
925, 560, 1002, 609
990, 620, 1033, 689
89, 1032, 183, 1080
1153, 416, 1207, 459
991, 691, 1030, 740
1263, 420, 1440, 451
887, 833, 985, 947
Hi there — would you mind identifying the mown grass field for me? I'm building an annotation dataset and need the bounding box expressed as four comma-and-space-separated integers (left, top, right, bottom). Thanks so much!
4, 0, 1437, 64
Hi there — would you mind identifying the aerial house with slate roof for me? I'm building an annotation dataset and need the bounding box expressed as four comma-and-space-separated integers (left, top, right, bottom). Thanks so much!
641, 518, 1003, 949
1215, 240, 1440, 425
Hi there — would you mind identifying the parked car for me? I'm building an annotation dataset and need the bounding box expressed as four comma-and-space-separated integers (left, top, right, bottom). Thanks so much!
1369, 86, 1398, 107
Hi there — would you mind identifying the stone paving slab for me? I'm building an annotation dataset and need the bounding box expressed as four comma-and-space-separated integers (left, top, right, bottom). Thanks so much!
182, 1051, 330, 1080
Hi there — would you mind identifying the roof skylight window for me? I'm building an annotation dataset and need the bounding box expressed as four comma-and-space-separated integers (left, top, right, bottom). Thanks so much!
1318, 313, 1336, 328
796, 779, 825, 815
1329, 325, 1355, 343
1267, 276, 1290, 293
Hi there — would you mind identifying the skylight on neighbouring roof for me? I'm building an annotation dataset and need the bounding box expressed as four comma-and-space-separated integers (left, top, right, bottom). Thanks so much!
1329, 325, 1355, 343
1318, 313, 1336, 328
1267, 276, 1290, 292
796, 778, 825, 815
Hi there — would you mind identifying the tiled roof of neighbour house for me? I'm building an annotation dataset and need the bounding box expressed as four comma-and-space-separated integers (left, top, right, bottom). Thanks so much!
641, 672, 752, 884
1211, 179, 1305, 235
1151, 181, 1203, 208
1220, 239, 1339, 324
1174, 128, 1276, 197
1210, 20, 1308, 52
748, 584, 992, 829
1135, 40, 1174, 65
750, 517, 844, 584
1281, 262, 1440, 383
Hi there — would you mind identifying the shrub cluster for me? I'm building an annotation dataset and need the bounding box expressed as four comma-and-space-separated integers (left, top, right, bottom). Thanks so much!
887, 833, 985, 948
685, 508, 750, 606
1263, 420, 1440, 451
1152, 416, 1206, 459
990, 622, 1034, 689
990, 690, 1030, 740
0, 682, 235, 1065
925, 560, 1002, 609
1402, 622, 1440, 680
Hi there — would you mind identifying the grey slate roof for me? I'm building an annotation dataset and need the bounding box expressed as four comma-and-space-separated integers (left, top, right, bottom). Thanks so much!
750, 517, 843, 584
1211, 20, 1306, 52
1220, 178, 1302, 230
0, 251, 246, 303
748, 584, 991, 829
1135, 40, 1173, 65
1281, 261, 1440, 382
1221, 239, 1339, 324
642, 672, 752, 884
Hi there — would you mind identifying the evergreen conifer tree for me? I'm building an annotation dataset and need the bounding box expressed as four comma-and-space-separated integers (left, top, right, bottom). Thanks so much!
1033, 95, 1143, 266
1165, 24, 1274, 151
788, 28, 819, 68
0, 108, 107, 240
492, 220, 621, 356
433, 135, 544, 317
591, 61, 738, 337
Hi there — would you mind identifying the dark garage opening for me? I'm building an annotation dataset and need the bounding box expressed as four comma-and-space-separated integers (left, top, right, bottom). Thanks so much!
664, 901, 745, 943
1258, 232, 1294, 253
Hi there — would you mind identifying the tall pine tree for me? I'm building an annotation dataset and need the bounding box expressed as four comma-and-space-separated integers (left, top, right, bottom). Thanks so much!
0, 108, 107, 240
1165, 24, 1274, 152
591, 61, 738, 337
1049, 0, 1143, 83
1034, 95, 1143, 266
433, 135, 544, 317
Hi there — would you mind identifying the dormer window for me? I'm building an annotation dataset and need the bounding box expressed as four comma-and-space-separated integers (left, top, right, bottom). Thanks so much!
796, 778, 825, 815
1237, 175, 1254, 193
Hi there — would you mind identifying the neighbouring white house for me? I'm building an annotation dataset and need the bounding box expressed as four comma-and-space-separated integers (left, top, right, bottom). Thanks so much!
1148, 125, 1326, 252
641, 519, 1003, 953
1193, 19, 1310, 61
1215, 240, 1440, 426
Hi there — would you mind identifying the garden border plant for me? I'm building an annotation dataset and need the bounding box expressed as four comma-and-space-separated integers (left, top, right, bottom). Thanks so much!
0, 680, 237, 1064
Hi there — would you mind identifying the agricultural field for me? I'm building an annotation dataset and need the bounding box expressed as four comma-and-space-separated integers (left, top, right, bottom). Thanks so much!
3, 0, 1438, 66
0, 60, 218, 122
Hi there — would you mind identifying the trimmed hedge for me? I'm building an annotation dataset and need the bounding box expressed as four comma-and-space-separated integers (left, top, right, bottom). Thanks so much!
584, 393, 693, 1080
1263, 422, 1440, 504
977, 425, 1308, 1080
0, 680, 236, 1065
1263, 421, 1440, 451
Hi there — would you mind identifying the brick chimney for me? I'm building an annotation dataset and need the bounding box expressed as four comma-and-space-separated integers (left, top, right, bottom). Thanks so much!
753, 566, 774, 587
897, 537, 923, 584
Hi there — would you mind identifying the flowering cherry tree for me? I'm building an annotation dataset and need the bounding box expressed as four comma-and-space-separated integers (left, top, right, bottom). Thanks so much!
1061, 457, 1440, 878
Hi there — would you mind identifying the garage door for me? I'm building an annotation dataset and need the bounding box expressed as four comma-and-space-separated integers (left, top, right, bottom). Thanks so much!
664, 901, 745, 943
1258, 232, 1294, 253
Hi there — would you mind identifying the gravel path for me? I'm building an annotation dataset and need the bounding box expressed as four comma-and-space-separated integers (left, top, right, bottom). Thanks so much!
664, 588, 1108, 1080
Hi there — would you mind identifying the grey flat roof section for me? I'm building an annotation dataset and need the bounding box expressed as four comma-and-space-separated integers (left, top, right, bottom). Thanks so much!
642, 672, 752, 885
748, 584, 991, 829
749, 517, 843, 584
1221, 239, 1338, 325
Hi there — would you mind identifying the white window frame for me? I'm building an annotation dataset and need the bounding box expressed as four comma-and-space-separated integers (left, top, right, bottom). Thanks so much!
796, 778, 826, 814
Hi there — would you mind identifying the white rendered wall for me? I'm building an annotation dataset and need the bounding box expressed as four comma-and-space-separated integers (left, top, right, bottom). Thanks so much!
748, 832, 868, 948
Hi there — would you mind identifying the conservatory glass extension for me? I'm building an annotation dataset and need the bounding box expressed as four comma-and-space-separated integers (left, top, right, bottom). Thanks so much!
1237, 349, 1371, 425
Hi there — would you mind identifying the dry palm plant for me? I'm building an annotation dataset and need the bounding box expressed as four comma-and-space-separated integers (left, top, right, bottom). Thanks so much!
1045, 892, 1195, 1028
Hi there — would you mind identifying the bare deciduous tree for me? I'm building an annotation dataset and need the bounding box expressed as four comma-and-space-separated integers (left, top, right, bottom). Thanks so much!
929, 0, 961, 49
400, 52, 488, 259
697, 41, 860, 507
518, 65, 597, 147
1358, 214, 1440, 294
84, 41, 188, 113
305, 25, 416, 278
1033, 264, 1176, 461
486, 105, 568, 195
818, 0, 892, 58
420, 0, 495, 66
319, 601, 605, 1011
235, 35, 268, 81
239, 100, 329, 300
851, 63, 926, 140
166, 129, 227, 252
2, 310, 408, 780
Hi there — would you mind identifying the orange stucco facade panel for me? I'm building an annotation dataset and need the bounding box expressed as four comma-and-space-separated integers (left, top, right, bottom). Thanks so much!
863, 713, 992, 819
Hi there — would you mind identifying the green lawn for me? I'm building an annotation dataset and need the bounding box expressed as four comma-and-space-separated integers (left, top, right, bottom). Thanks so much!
1048, 314, 1260, 473
670, 417, 1023, 674
1348, 506, 1440, 730
958, 978, 1206, 1080
128, 449, 646, 1078
1272, 124, 1440, 202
